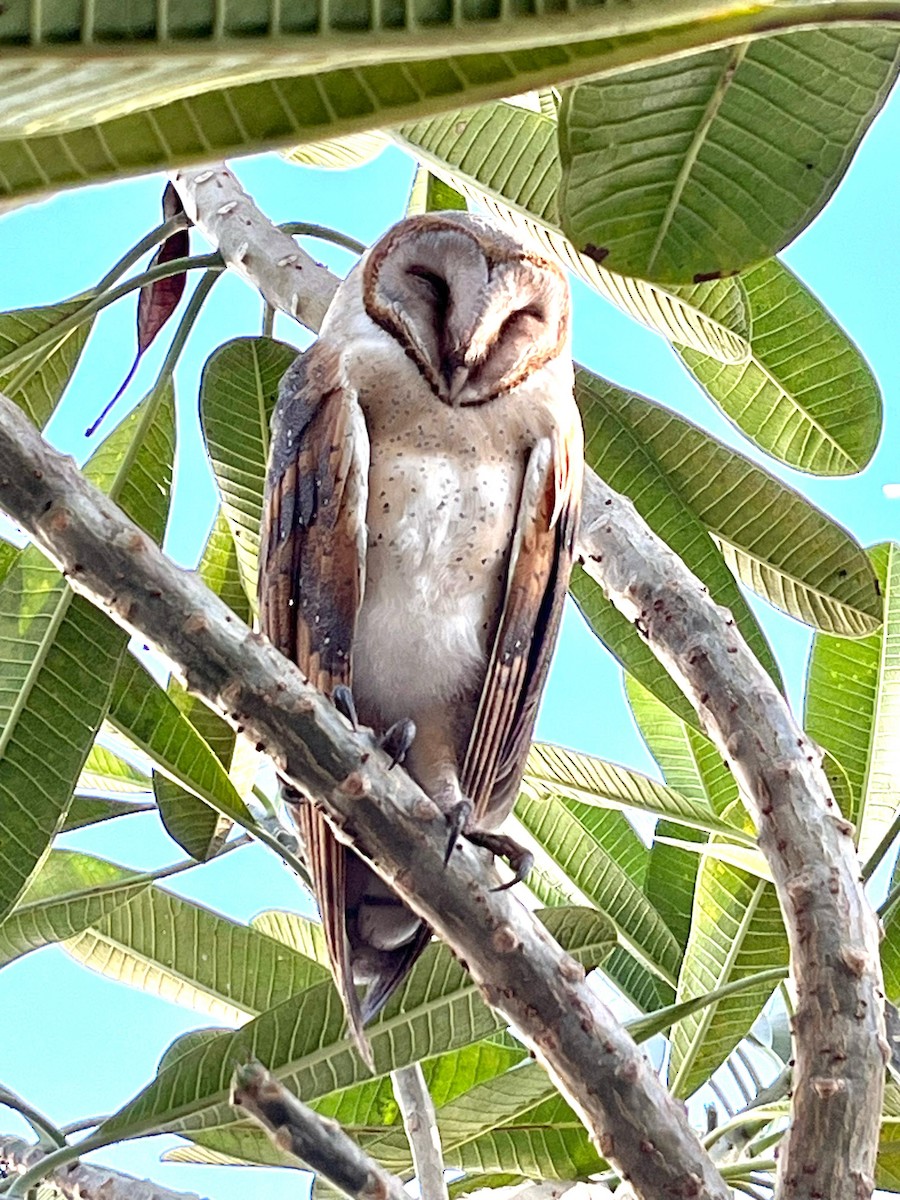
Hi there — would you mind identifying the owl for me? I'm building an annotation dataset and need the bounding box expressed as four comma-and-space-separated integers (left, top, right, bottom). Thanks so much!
259, 211, 583, 1065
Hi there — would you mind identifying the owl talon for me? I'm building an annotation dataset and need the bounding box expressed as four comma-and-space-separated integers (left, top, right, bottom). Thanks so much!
444, 799, 473, 866
332, 685, 359, 731
379, 718, 416, 770
465, 829, 534, 891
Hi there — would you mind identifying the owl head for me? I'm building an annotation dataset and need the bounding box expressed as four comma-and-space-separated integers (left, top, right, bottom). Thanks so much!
357, 211, 570, 408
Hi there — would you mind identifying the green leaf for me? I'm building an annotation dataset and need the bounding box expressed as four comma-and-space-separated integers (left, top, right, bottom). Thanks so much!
406, 164, 468, 215
667, 859, 788, 1099
515, 791, 680, 987
0, 850, 150, 969
77, 742, 151, 796
170, 1036, 530, 1171
626, 965, 788, 1044
395, 101, 751, 362
153, 514, 253, 860
524, 741, 749, 844
97, 907, 611, 1140
200, 337, 298, 610
0, 389, 174, 921
0, 299, 94, 426
589, 374, 882, 636
284, 131, 389, 170
64, 884, 328, 1024
572, 367, 782, 729
107, 654, 252, 830
626, 674, 735, 953
679, 258, 882, 475
806, 544, 900, 858
558, 29, 900, 282
250, 910, 329, 967
0, 5, 866, 204
62, 796, 153, 832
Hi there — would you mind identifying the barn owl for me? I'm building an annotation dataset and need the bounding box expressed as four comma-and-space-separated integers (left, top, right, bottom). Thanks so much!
259, 211, 583, 1065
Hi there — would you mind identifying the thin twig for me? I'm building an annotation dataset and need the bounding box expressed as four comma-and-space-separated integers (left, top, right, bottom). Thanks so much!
230, 1061, 408, 1200
390, 1064, 448, 1200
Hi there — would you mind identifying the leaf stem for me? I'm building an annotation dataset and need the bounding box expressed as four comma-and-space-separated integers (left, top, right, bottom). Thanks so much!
4, 1129, 111, 1197
278, 221, 366, 256
0, 254, 222, 382
94, 215, 192, 294
0, 1087, 65, 1149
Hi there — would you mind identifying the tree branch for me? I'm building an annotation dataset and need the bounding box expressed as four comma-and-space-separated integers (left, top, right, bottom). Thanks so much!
0, 1136, 208, 1200
0, 384, 731, 1200
169, 162, 887, 1200
231, 1062, 408, 1200
390, 1063, 448, 1200
577, 472, 887, 1198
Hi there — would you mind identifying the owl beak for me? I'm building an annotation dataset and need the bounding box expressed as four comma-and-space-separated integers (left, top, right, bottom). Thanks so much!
441, 346, 469, 405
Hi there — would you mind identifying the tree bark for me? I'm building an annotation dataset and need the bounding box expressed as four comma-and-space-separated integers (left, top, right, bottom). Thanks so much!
0, 387, 731, 1200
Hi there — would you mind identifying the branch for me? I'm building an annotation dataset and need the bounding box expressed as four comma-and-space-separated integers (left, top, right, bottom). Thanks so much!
390, 1064, 448, 1200
231, 1062, 407, 1200
577, 472, 886, 1199
0, 1136, 208, 1200
0, 385, 731, 1200
168, 163, 887, 1200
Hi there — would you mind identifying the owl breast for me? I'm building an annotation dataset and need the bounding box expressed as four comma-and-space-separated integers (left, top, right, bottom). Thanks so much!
350, 425, 523, 731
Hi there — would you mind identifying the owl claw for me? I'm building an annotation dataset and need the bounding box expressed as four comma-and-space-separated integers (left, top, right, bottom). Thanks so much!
465, 829, 534, 891
332, 684, 359, 731
379, 718, 416, 770
444, 798, 473, 866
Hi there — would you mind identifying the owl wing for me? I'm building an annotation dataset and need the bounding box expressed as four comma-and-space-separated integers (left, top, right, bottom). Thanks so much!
258, 345, 372, 1063
461, 422, 583, 827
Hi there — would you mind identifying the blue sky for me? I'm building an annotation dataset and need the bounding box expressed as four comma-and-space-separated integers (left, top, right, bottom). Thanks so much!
0, 86, 898, 1199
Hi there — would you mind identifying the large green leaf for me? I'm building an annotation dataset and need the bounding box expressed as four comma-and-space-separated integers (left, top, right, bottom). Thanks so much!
200, 337, 298, 609
679, 258, 882, 474
0, 389, 174, 921
107, 654, 251, 831
586, 373, 882, 636
0, 850, 150, 969
806, 544, 900, 863
154, 514, 253, 860
167, 1036, 529, 1171
558, 29, 900, 282
0, 300, 94, 426
515, 791, 680, 987
97, 907, 612, 1141
77, 742, 151, 796
626, 674, 737, 953
572, 367, 781, 730
395, 101, 751, 362
524, 741, 750, 844
667, 855, 788, 1099
64, 884, 328, 1024
62, 795, 153, 832
0, 4, 871, 203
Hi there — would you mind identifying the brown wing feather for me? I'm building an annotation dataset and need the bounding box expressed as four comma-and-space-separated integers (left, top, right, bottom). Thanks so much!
462, 424, 582, 827
258, 346, 373, 1066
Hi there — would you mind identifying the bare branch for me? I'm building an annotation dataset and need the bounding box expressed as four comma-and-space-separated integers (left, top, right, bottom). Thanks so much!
0, 1136, 208, 1200
390, 1064, 448, 1200
0, 389, 731, 1200
170, 165, 338, 331
231, 1062, 408, 1200
578, 471, 886, 1199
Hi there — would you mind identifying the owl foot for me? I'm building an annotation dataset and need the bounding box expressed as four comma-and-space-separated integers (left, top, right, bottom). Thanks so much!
379, 718, 416, 770
465, 829, 534, 892
332, 687, 415, 769
332, 684, 359, 730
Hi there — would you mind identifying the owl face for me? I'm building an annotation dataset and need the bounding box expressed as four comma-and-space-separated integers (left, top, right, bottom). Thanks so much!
360, 212, 570, 408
